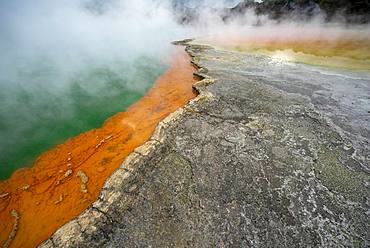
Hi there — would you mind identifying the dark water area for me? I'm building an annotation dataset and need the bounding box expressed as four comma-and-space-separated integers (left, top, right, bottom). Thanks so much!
0, 56, 167, 180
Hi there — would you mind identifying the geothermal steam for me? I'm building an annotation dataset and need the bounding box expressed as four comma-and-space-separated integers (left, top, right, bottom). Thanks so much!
0, 0, 185, 178
0, 0, 369, 178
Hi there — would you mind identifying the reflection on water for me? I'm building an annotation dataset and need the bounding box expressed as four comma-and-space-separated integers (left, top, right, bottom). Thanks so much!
243, 48, 370, 71
197, 26, 370, 71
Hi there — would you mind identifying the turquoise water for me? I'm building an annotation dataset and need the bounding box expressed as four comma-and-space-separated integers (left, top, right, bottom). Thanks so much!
0, 56, 167, 180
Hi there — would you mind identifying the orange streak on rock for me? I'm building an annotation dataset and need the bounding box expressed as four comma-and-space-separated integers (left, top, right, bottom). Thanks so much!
0, 47, 197, 248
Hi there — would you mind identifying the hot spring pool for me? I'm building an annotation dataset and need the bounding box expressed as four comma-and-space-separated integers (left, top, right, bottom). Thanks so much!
0, 56, 167, 180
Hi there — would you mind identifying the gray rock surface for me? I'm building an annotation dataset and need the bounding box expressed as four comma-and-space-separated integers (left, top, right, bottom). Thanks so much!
40, 41, 370, 247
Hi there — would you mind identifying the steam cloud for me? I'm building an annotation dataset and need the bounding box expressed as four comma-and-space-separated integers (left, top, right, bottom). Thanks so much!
0, 0, 187, 177
0, 0, 369, 178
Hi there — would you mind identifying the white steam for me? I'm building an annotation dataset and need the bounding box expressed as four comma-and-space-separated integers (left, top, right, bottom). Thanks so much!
0, 0, 369, 178
0, 0, 187, 89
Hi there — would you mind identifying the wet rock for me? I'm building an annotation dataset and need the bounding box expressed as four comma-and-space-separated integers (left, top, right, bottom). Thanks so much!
54, 194, 64, 205
21, 185, 30, 191
77, 171, 89, 193
3, 209, 19, 248
64, 169, 73, 178
0, 192, 9, 199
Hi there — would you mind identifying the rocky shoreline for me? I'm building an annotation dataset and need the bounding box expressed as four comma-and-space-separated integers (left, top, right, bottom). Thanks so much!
40, 41, 370, 247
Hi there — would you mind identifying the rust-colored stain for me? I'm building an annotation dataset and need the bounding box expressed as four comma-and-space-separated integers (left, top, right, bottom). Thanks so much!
0, 47, 197, 248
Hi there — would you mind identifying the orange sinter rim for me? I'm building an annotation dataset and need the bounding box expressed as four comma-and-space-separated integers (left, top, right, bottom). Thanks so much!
0, 46, 197, 248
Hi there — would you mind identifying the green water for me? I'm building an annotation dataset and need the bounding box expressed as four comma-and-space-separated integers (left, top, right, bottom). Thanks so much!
0, 56, 167, 180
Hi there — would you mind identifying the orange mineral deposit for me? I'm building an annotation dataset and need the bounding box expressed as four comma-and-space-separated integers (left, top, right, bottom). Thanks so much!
0, 47, 197, 248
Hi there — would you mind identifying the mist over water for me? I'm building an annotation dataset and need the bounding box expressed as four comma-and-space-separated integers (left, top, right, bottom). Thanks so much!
0, 0, 369, 179
0, 0, 188, 179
